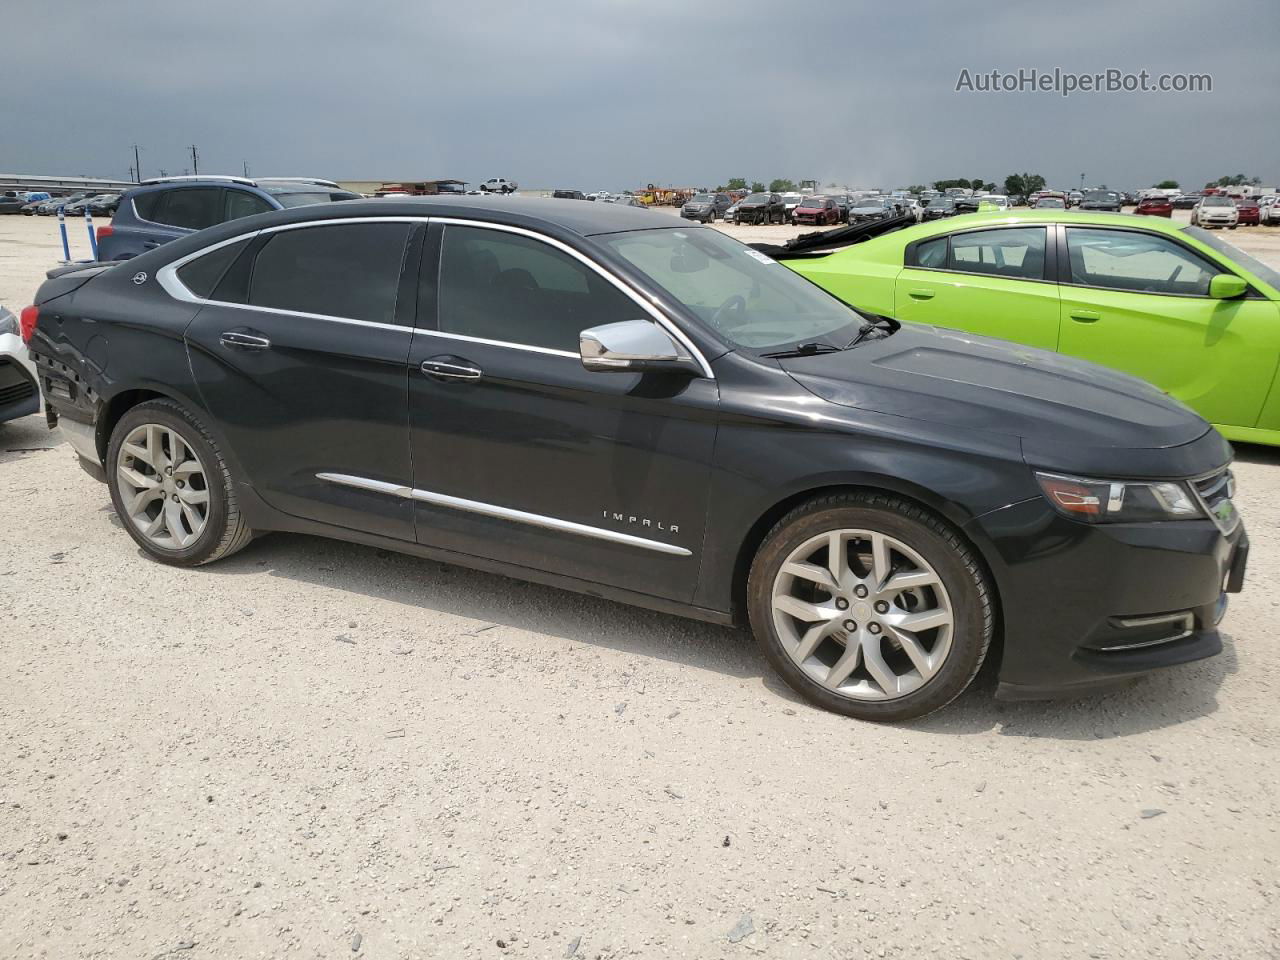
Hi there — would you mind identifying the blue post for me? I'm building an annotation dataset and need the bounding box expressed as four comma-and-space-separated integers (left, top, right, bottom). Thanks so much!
57, 208, 71, 262
85, 209, 98, 260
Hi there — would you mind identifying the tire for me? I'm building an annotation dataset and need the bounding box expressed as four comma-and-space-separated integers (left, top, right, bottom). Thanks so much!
747, 492, 993, 722
106, 399, 254, 567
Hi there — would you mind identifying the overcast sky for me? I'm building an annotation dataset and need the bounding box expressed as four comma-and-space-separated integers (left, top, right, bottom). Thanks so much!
8, 0, 1278, 192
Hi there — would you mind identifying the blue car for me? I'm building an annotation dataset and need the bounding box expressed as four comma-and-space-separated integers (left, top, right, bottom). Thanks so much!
98, 176, 360, 261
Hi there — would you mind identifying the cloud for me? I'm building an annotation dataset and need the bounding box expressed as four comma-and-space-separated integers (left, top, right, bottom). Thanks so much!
6, 0, 1278, 191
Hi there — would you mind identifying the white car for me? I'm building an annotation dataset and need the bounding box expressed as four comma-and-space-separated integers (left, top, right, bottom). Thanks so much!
1191, 195, 1239, 229
0, 306, 41, 425
479, 177, 519, 194
781, 193, 804, 217
1261, 196, 1280, 225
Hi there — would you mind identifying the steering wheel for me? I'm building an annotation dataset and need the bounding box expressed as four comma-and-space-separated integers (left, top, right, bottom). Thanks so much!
710, 294, 747, 329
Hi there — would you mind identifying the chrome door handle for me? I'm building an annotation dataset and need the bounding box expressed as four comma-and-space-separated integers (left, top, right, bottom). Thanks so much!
421, 359, 482, 381
220, 331, 272, 349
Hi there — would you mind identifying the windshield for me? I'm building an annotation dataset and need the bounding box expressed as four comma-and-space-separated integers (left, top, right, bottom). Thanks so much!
1202, 196, 1233, 207
600, 228, 862, 350
743, 193, 769, 203
1085, 191, 1117, 201
689, 194, 713, 202
1184, 225, 1280, 291
269, 191, 334, 208
1036, 198, 1065, 207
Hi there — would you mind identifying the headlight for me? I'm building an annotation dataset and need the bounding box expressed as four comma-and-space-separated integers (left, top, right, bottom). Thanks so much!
1035, 472, 1202, 523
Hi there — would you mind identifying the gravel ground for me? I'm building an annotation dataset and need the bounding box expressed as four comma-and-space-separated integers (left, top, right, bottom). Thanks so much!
2, 210, 1279, 959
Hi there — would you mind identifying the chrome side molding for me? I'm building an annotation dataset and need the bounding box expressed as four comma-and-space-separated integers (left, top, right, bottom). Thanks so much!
316, 473, 692, 557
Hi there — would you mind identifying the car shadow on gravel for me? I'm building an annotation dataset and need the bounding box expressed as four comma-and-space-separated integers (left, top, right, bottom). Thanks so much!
1232, 441, 1280, 467
199, 531, 779, 685
904, 632, 1239, 740
195, 530, 1240, 733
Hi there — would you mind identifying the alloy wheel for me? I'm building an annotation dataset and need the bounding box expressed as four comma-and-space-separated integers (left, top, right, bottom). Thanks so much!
116, 423, 211, 549
770, 529, 954, 700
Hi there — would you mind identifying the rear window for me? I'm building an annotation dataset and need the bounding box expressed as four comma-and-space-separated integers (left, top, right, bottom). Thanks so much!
132, 191, 163, 220
175, 239, 250, 299
268, 191, 334, 209
152, 188, 223, 230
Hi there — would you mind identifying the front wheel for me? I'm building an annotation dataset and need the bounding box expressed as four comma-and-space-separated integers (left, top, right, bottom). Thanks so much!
107, 399, 255, 567
748, 493, 993, 721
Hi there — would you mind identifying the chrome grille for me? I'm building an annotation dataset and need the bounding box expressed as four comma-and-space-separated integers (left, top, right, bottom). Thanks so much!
1192, 468, 1240, 535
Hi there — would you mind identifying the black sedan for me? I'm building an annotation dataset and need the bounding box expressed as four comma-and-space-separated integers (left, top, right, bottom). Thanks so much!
733, 192, 786, 225
23, 196, 1246, 721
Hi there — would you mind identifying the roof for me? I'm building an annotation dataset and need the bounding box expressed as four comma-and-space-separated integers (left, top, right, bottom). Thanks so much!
122, 195, 685, 272
888, 209, 1192, 240
260, 195, 677, 237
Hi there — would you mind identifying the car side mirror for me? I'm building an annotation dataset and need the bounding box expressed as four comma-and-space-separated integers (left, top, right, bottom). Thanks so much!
1209, 274, 1248, 299
580, 319, 701, 375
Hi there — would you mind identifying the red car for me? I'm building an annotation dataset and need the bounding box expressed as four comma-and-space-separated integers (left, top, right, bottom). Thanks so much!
791, 195, 840, 226
1235, 197, 1261, 225
1134, 195, 1173, 217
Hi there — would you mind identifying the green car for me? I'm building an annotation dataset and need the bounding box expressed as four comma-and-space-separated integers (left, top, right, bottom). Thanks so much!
784, 210, 1280, 446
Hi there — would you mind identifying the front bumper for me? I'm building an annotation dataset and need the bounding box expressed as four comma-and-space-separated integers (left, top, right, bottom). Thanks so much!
968, 497, 1246, 700
0, 336, 40, 424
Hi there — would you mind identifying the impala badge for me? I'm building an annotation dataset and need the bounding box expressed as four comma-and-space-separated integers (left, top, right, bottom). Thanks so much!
602, 510, 679, 534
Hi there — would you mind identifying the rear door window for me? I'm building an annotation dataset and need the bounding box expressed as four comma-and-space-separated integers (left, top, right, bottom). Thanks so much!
151, 188, 224, 230
247, 222, 411, 324
947, 227, 1047, 280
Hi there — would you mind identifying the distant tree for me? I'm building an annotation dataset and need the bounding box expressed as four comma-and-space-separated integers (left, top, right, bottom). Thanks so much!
933, 178, 971, 192
769, 178, 797, 192
1003, 174, 1025, 196
982, 182, 996, 192
750, 181, 766, 192
906, 184, 927, 195
1023, 173, 1046, 194
969, 178, 986, 191
1208, 174, 1261, 187
1154, 179, 1179, 189
725, 177, 748, 191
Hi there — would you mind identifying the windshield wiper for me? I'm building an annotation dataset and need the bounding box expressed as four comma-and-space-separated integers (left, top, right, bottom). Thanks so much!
759, 342, 843, 359
843, 316, 901, 349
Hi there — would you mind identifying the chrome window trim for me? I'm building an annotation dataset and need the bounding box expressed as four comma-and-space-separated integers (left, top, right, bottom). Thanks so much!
414, 328, 579, 359
156, 216, 717, 375
316, 472, 692, 557
433, 217, 716, 379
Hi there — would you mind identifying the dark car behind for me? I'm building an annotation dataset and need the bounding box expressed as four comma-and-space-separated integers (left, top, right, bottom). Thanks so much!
733, 192, 786, 225
681, 192, 731, 223
98, 176, 356, 261
1080, 190, 1123, 212
920, 197, 957, 220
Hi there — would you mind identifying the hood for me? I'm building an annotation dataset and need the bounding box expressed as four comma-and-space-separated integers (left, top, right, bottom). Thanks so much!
778, 325, 1220, 475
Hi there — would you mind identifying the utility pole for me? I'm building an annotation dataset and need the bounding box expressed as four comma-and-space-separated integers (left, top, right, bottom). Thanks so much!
132, 144, 141, 182
190, 144, 199, 175
1079, 172, 1085, 191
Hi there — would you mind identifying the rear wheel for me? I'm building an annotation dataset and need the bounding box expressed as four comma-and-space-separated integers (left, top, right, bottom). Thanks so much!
107, 399, 254, 567
748, 493, 993, 721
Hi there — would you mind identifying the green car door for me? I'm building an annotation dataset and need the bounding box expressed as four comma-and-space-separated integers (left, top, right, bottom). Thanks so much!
892, 226, 1061, 350
1055, 225, 1280, 434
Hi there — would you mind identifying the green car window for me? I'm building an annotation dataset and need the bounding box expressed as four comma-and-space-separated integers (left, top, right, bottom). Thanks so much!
947, 227, 1046, 280
1065, 227, 1221, 296
914, 236, 947, 269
